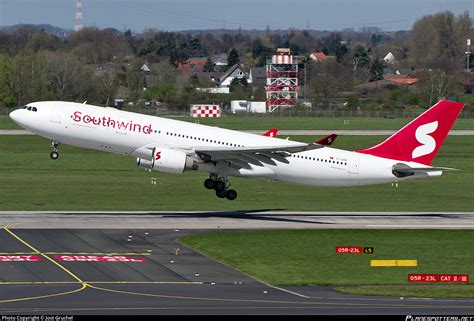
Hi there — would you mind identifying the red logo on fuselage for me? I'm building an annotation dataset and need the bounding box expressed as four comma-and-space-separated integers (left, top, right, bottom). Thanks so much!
155, 151, 161, 160
72, 111, 153, 134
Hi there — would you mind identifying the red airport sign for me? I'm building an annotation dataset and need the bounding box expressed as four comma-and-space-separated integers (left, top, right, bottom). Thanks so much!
336, 246, 363, 254
408, 274, 469, 284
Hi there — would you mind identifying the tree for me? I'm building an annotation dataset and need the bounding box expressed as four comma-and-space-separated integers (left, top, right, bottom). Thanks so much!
369, 57, 385, 82
203, 57, 214, 72
352, 45, 370, 77
308, 60, 352, 108
227, 48, 240, 66
410, 11, 471, 72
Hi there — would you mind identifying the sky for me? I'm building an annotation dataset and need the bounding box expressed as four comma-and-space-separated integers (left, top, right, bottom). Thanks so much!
0, 0, 473, 32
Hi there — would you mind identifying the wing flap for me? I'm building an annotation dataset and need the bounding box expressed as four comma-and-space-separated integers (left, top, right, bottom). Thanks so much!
195, 143, 323, 166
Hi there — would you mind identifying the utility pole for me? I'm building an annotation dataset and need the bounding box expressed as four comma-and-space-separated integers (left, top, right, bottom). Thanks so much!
466, 39, 471, 72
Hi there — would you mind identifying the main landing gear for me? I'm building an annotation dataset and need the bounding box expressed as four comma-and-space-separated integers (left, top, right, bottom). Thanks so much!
50, 141, 60, 160
204, 174, 237, 201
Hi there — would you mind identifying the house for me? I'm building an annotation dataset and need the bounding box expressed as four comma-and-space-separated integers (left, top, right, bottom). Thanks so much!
212, 54, 228, 67
309, 52, 327, 62
140, 63, 151, 75
248, 67, 266, 88
383, 52, 397, 64
194, 72, 224, 87
177, 57, 209, 74
217, 64, 246, 87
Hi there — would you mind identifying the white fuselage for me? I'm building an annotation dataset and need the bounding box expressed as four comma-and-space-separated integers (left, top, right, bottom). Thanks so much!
10, 101, 438, 187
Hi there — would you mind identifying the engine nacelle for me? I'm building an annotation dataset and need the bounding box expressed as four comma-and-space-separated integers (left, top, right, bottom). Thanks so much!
137, 148, 196, 174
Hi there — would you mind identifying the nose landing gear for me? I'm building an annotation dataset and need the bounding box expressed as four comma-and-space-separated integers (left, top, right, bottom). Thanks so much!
204, 174, 238, 200
50, 141, 60, 160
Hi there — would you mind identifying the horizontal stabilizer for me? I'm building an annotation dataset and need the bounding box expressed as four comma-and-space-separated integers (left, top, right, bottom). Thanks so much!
392, 163, 458, 178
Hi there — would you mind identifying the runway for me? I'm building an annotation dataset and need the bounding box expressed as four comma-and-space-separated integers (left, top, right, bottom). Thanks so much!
0, 227, 473, 315
0, 211, 473, 229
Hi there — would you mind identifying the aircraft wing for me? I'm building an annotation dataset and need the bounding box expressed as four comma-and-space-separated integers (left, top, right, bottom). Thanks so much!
194, 143, 323, 169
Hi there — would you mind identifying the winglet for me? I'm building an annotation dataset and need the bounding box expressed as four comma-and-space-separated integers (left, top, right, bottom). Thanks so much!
315, 134, 337, 146
263, 128, 278, 138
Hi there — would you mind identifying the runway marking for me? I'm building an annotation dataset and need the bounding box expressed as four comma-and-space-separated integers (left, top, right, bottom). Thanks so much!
44, 252, 152, 256
84, 283, 474, 308
0, 224, 89, 303
0, 252, 151, 256
0, 281, 203, 285
3, 225, 84, 283
0, 283, 86, 304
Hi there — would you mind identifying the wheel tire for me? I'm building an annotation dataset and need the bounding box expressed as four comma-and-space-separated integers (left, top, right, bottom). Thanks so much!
204, 179, 216, 189
225, 189, 237, 201
215, 189, 227, 198
214, 180, 226, 191
50, 151, 59, 160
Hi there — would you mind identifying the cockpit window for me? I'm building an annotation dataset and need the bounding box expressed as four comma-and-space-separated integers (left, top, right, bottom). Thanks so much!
25, 106, 38, 112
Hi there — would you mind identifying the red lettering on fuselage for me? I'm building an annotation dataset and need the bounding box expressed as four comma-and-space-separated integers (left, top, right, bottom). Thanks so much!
72, 111, 153, 134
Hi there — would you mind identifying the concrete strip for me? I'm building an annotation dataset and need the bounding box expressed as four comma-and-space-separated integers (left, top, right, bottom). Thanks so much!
0, 211, 473, 229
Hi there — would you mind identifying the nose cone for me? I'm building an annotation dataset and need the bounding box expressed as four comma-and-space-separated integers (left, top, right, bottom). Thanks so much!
9, 109, 20, 123
9, 109, 25, 128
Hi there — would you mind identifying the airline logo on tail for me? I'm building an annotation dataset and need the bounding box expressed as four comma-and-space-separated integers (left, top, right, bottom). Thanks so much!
412, 121, 438, 159
356, 100, 464, 165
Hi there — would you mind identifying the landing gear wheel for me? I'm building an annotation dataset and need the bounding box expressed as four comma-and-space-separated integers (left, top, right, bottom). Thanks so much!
50, 140, 60, 160
214, 180, 226, 191
204, 179, 216, 189
215, 189, 227, 198
225, 189, 237, 201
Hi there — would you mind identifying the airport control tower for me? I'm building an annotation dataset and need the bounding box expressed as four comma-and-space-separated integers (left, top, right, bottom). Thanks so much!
265, 48, 299, 112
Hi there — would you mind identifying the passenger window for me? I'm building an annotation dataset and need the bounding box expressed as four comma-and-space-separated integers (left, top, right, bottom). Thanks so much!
32, 107, 37, 112
27, 107, 32, 111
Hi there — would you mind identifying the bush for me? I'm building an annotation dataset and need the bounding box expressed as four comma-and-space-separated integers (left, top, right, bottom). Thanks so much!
3, 96, 16, 108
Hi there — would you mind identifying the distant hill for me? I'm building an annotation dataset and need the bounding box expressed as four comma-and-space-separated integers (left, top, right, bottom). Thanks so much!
0, 24, 72, 38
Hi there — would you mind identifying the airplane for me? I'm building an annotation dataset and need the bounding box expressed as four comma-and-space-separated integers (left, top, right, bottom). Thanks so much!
9, 100, 463, 201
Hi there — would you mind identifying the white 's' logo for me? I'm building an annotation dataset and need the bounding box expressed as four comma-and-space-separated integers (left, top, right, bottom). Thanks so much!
412, 121, 438, 159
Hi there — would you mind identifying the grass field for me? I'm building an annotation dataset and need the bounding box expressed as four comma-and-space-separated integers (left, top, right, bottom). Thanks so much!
180, 229, 474, 297
0, 135, 473, 211
2, 114, 474, 130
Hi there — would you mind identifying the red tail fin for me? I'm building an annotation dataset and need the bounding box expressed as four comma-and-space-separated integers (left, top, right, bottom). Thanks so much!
356, 100, 464, 165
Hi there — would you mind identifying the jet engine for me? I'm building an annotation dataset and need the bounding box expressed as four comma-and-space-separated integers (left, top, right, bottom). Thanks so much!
137, 148, 197, 174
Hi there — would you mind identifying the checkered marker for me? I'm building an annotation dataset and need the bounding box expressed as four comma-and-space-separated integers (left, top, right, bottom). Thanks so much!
190, 105, 221, 118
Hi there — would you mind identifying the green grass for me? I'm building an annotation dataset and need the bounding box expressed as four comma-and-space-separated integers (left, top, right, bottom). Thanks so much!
0, 135, 473, 211
180, 229, 474, 297
0, 115, 21, 129
2, 114, 474, 130
335, 285, 474, 298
